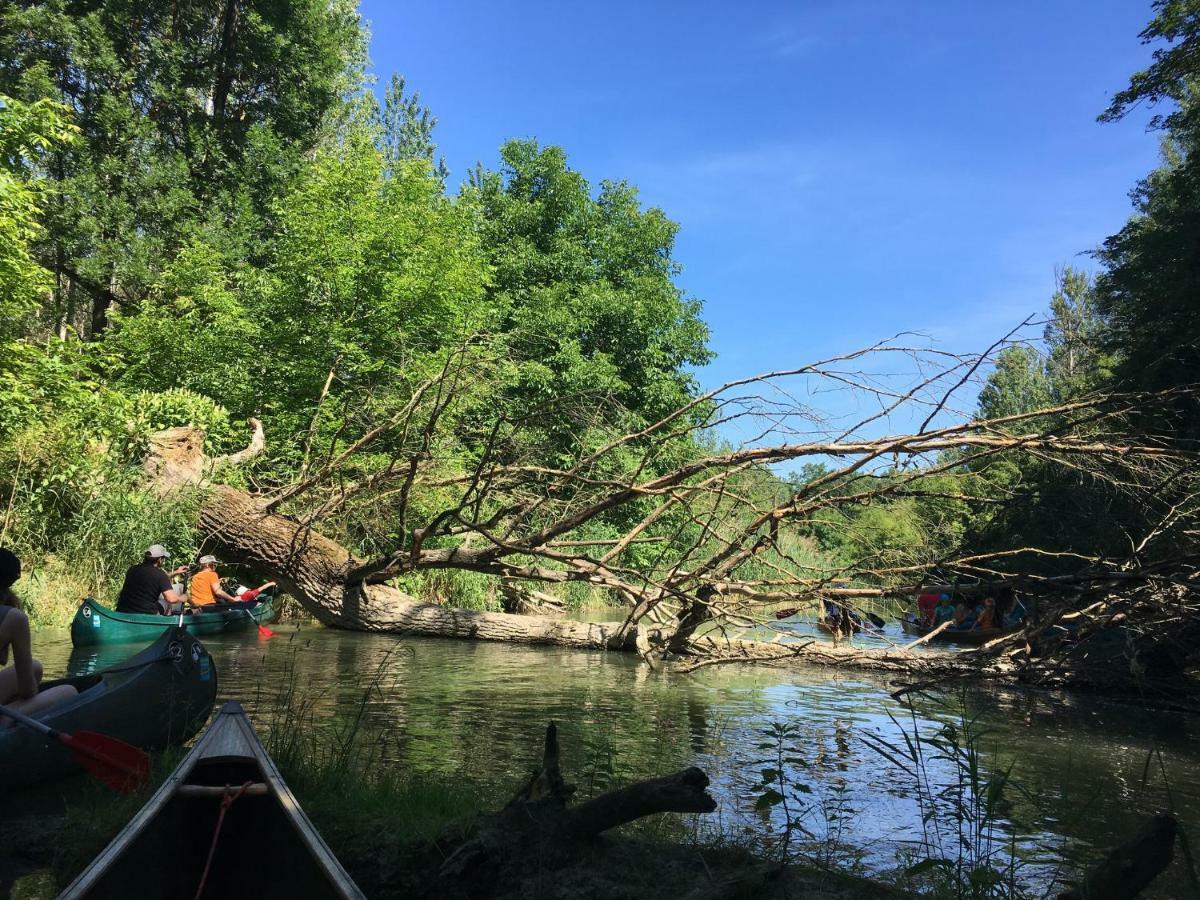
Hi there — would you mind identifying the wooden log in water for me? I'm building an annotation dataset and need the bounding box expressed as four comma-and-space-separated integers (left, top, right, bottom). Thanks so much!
1057, 813, 1178, 900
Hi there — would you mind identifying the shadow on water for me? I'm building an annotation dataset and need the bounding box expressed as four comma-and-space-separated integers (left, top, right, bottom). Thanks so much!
34, 621, 1200, 895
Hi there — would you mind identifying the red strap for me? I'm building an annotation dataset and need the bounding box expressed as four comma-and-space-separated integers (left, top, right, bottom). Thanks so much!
193, 781, 255, 900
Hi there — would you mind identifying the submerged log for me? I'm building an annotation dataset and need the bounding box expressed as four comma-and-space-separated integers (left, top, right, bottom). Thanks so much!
1058, 813, 1178, 900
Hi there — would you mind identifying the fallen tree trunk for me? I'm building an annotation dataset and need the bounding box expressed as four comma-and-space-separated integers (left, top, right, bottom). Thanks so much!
200, 485, 640, 650
1058, 813, 1178, 900
432, 722, 716, 896
153, 423, 1037, 684
200, 483, 991, 677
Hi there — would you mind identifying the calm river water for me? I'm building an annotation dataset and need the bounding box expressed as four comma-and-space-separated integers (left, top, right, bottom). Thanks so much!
34, 620, 1200, 897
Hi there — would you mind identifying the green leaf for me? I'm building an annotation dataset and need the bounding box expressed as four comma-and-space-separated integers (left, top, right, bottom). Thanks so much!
903, 858, 953, 877
754, 789, 784, 810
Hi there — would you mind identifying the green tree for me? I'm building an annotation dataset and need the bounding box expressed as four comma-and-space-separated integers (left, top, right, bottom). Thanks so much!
465, 140, 712, 439
0, 93, 74, 339
0, 0, 365, 336
1095, 0, 1200, 432
380, 74, 449, 183
1043, 267, 1110, 400
976, 345, 1051, 421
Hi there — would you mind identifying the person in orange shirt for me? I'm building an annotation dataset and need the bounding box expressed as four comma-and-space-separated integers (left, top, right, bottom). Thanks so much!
190, 556, 239, 607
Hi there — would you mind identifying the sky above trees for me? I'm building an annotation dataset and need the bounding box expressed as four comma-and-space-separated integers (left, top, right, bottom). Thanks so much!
361, 1, 1160, 395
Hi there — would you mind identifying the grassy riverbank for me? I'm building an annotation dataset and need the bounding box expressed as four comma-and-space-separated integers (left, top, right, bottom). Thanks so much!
1, 760, 903, 900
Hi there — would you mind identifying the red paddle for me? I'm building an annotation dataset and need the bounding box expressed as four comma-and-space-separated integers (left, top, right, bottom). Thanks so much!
0, 702, 150, 793
233, 584, 276, 638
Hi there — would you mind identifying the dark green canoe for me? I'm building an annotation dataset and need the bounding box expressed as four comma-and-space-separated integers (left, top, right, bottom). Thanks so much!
70, 596, 276, 647
0, 627, 217, 792
60, 700, 365, 899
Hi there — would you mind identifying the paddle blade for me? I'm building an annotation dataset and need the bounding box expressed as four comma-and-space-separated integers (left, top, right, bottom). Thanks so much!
61, 730, 151, 794
256, 623, 275, 638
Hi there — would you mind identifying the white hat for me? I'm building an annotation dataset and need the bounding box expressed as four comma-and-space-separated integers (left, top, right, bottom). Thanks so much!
146, 544, 170, 559
198, 554, 218, 566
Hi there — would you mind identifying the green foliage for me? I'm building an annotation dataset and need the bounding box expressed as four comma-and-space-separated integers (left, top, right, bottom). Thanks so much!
466, 140, 712, 434
1043, 268, 1111, 400
976, 347, 1051, 422
380, 74, 449, 182
1094, 126, 1200, 432
1099, 0, 1200, 132
0, 94, 75, 338
0, 0, 366, 336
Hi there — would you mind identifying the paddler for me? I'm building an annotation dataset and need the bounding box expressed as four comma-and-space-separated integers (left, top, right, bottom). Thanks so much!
0, 548, 77, 722
189, 555, 239, 608
115, 544, 191, 615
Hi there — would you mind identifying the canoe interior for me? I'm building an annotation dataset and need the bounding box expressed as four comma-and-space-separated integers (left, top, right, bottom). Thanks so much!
64, 701, 363, 900
79, 756, 350, 900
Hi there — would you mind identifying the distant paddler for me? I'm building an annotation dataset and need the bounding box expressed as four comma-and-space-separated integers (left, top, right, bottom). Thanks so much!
188, 555, 240, 608
115, 545, 191, 616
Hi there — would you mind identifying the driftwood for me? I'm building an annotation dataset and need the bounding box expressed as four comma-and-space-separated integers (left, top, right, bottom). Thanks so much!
432, 723, 716, 896
1058, 813, 1179, 900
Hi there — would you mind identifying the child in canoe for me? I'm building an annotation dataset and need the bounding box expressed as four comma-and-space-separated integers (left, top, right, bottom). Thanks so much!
0, 549, 77, 723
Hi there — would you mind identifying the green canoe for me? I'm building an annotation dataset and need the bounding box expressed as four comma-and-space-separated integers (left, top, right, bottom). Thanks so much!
0, 627, 217, 792
70, 596, 276, 647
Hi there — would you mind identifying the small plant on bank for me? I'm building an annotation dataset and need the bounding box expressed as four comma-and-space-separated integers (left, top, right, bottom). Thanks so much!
860, 696, 1028, 899
751, 720, 815, 862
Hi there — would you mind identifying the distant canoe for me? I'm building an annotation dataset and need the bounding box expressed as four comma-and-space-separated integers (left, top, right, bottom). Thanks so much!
900, 618, 1018, 645
0, 627, 216, 792
59, 700, 365, 900
71, 596, 276, 647
817, 618, 860, 637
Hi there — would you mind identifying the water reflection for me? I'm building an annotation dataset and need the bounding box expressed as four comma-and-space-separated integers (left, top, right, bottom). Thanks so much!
35, 623, 1200, 895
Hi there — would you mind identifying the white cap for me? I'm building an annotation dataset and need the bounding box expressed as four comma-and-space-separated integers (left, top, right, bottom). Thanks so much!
198, 555, 218, 566
146, 544, 170, 559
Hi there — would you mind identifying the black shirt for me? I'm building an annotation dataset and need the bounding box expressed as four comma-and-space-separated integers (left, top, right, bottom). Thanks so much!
116, 562, 172, 614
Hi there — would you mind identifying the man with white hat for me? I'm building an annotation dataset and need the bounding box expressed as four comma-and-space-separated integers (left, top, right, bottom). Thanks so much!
115, 544, 191, 615
189, 555, 238, 608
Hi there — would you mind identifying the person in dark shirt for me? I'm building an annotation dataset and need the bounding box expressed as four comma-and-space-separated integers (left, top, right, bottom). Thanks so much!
115, 545, 190, 615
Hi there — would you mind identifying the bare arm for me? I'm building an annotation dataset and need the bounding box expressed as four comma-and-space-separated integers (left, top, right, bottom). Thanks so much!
213, 584, 239, 602
163, 588, 194, 608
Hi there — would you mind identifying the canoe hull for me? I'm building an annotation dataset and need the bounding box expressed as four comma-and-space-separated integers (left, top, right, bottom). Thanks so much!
71, 597, 276, 647
61, 701, 364, 900
900, 618, 1017, 645
0, 628, 217, 792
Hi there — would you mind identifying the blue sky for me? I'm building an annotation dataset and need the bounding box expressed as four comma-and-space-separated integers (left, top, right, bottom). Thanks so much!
359, 0, 1161, 405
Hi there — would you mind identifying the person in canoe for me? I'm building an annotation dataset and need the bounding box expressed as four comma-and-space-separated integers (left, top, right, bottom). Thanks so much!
974, 596, 997, 629
115, 545, 192, 616
952, 600, 978, 630
0, 548, 78, 722
188, 555, 240, 608
933, 594, 956, 626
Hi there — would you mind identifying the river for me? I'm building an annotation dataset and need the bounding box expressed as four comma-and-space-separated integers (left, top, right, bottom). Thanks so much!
33, 620, 1200, 897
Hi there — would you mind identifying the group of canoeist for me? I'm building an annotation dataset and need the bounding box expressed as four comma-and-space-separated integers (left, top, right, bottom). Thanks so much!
1, 543, 268, 727
114, 544, 267, 616
911, 587, 1027, 633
